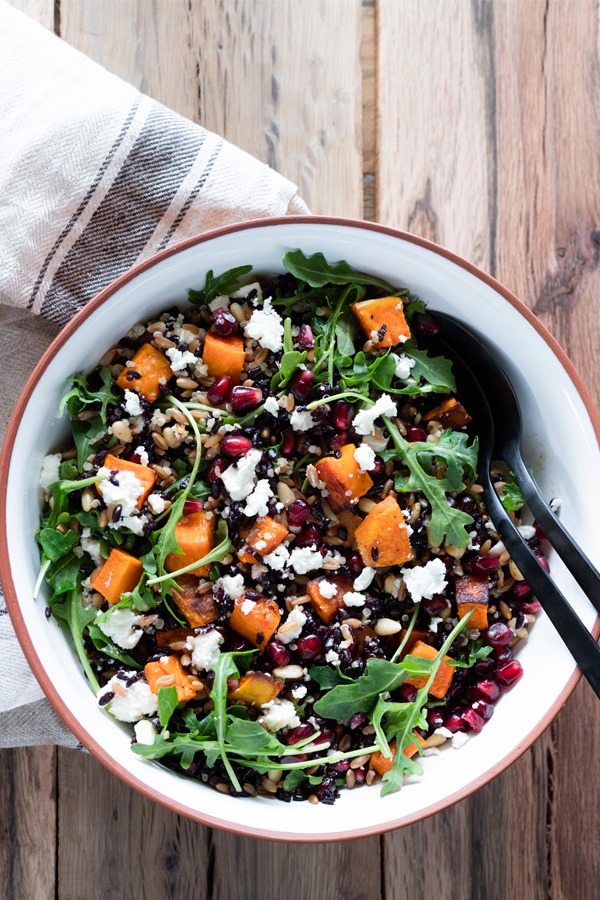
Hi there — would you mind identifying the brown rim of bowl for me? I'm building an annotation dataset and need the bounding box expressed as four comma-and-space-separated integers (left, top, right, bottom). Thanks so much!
1, 215, 599, 843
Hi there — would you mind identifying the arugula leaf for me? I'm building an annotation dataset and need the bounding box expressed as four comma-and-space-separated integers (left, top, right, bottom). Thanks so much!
39, 528, 79, 562
310, 666, 355, 690
334, 315, 358, 357
158, 686, 179, 728
47, 474, 104, 529
51, 588, 99, 691
225, 717, 282, 755
283, 250, 400, 293
448, 642, 493, 668
404, 348, 456, 393
59, 367, 120, 424
271, 350, 307, 392
45, 552, 82, 596
87, 624, 141, 668
188, 265, 253, 307
404, 298, 427, 319
210, 652, 243, 791
71, 416, 107, 470
283, 769, 309, 792
500, 471, 526, 512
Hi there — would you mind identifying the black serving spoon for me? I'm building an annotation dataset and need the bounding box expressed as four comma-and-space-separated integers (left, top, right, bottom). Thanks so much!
431, 311, 600, 698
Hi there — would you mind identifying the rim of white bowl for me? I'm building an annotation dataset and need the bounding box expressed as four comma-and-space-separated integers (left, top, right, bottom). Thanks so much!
1, 215, 599, 842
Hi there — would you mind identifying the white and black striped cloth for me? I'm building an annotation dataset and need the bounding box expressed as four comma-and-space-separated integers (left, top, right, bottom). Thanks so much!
0, 1, 307, 747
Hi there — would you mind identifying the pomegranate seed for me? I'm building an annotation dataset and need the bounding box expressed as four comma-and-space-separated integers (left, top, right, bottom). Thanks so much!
395, 684, 418, 703
281, 429, 295, 455
331, 759, 351, 774
349, 712, 367, 730
346, 552, 365, 575
295, 524, 321, 547
211, 308, 239, 336
296, 634, 323, 660
493, 646, 513, 664
426, 709, 445, 730
230, 385, 263, 412
207, 457, 228, 482
183, 499, 204, 514
465, 554, 499, 575
521, 600, 542, 615
353, 767, 366, 785
462, 707, 485, 733
286, 498, 311, 528
227, 634, 250, 652
512, 581, 533, 601
495, 659, 523, 686
473, 656, 496, 677
221, 434, 253, 457
313, 726, 335, 746
407, 426, 427, 443
129, 452, 143, 464
266, 641, 291, 667
297, 324, 314, 349
484, 622, 513, 649
369, 460, 385, 479
289, 369, 316, 401
534, 522, 547, 542
282, 753, 307, 764
412, 311, 441, 339
468, 679, 500, 703
207, 375, 233, 406
471, 699, 495, 721
444, 711, 468, 733
333, 401, 354, 431
534, 548, 550, 572
330, 430, 348, 451
422, 594, 449, 616
285, 723, 315, 745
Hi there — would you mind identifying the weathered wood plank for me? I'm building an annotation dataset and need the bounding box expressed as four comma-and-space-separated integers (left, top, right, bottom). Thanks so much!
8, 0, 55, 29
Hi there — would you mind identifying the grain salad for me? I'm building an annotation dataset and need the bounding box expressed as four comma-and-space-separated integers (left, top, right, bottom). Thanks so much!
35, 251, 544, 804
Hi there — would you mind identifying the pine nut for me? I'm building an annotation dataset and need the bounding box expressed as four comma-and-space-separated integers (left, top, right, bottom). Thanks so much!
277, 481, 296, 506
358, 497, 376, 514
374, 617, 402, 636
176, 377, 198, 391
81, 489, 94, 512
111, 420, 133, 443
509, 560, 524, 581
272, 665, 304, 680
229, 301, 249, 323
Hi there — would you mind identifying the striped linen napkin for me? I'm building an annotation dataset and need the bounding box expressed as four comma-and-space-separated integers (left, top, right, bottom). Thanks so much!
0, 1, 307, 747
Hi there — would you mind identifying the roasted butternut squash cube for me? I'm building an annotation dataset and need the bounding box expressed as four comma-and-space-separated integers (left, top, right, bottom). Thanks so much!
306, 574, 354, 624
155, 626, 196, 649
202, 331, 246, 383
351, 296, 411, 348
354, 623, 377, 650
369, 734, 425, 775
422, 397, 472, 428
99, 453, 157, 509
171, 575, 219, 628
228, 672, 283, 706
165, 511, 216, 577
116, 342, 173, 402
315, 444, 374, 512
336, 509, 363, 545
404, 640, 455, 699
355, 494, 414, 567
144, 654, 196, 702
229, 594, 281, 648
455, 575, 489, 630
238, 516, 288, 564
397, 627, 431, 659
90, 548, 143, 605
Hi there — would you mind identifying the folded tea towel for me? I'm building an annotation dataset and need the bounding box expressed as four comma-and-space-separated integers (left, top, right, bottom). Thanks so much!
0, 1, 307, 747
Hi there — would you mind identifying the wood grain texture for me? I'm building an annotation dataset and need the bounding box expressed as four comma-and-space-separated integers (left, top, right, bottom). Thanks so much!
9, 0, 55, 29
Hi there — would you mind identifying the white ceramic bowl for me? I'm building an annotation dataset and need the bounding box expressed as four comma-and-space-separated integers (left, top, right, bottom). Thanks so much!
2, 217, 599, 841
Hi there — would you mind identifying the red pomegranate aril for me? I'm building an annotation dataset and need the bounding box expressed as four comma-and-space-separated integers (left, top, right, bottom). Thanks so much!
495, 659, 523, 686
211, 307, 239, 336
521, 600, 542, 615
230, 385, 263, 412
512, 581, 533, 601
330, 430, 348, 451
331, 759, 351, 775
207, 375, 233, 406
406, 425, 427, 443
266, 641, 291, 667
297, 324, 315, 349
396, 684, 418, 703
469, 679, 500, 703
493, 646, 513, 664
462, 707, 485, 733
534, 522, 548, 542
221, 434, 253, 457
285, 723, 315, 745
353, 767, 367, 785
412, 311, 441, 339
333, 401, 354, 431
369, 460, 385, 479
227, 634, 250, 652
484, 622, 513, 648
535, 548, 550, 572
295, 524, 321, 548
426, 709, 445, 730
468, 554, 499, 575
281, 429, 295, 455
444, 711, 468, 733
346, 552, 365, 575
183, 499, 204, 514
313, 726, 335, 746
471, 699, 495, 721
286, 498, 311, 528
297, 634, 323, 661
473, 656, 496, 677
290, 369, 316, 401
422, 594, 449, 616
207, 457, 228, 482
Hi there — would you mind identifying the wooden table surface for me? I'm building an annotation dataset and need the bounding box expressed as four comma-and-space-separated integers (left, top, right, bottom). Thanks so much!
2, 1, 600, 898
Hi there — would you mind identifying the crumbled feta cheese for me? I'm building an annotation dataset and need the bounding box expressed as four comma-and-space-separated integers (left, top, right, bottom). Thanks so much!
166, 347, 198, 373
318, 579, 338, 599
353, 566, 375, 591
231, 281, 263, 300
277, 607, 307, 644
151, 410, 168, 429
244, 297, 284, 352
517, 524, 536, 540
80, 527, 102, 567
97, 674, 158, 723
255, 539, 267, 551
385, 575, 402, 598
263, 544, 291, 571
343, 591, 366, 608
325, 649, 340, 665
123, 389, 144, 416
259, 698, 300, 733
217, 573, 245, 599
428, 616, 444, 634
242, 478, 273, 517
451, 731, 470, 750
263, 395, 280, 416
39, 453, 61, 490
147, 493, 166, 515
434, 726, 454, 740
97, 608, 144, 649
354, 443, 377, 473
390, 352, 416, 381
291, 684, 308, 700
401, 557, 448, 603
550, 497, 563, 512
134, 720, 157, 745
290, 409, 314, 432
288, 546, 323, 574
220, 448, 262, 501
187, 630, 224, 672
133, 445, 149, 466
97, 467, 146, 535
241, 598, 257, 615
353, 394, 398, 435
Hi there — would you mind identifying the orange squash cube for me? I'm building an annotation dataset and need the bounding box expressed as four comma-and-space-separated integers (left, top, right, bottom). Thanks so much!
404, 640, 455, 699
455, 575, 489, 630
202, 331, 246, 383
351, 296, 411, 348
422, 397, 472, 428
336, 509, 363, 545
369, 734, 425, 775
306, 574, 354, 624
144, 654, 196, 703
171, 575, 219, 627
355, 494, 414, 567
228, 672, 283, 706
397, 627, 431, 659
116, 343, 173, 403
99, 453, 157, 509
315, 444, 374, 511
229, 594, 281, 648
155, 626, 196, 649
237, 516, 288, 564
165, 511, 216, 577
90, 548, 143, 605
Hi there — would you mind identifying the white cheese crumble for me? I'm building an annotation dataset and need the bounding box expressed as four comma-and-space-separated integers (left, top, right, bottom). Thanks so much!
97, 467, 146, 535
97, 608, 144, 650
277, 607, 307, 644
318, 579, 338, 599
244, 297, 284, 352
354, 443, 377, 473
263, 544, 291, 571
123, 389, 144, 416
186, 630, 224, 672
166, 347, 198, 373
97, 675, 158, 723
240, 598, 257, 615
39, 453, 61, 491
550, 497, 563, 512
242, 478, 273, 517
353, 394, 398, 435
290, 408, 314, 432
451, 731, 470, 750
288, 546, 323, 574
353, 566, 375, 591
259, 698, 300, 733
390, 352, 416, 381
220, 448, 262, 501
217, 573, 245, 599
134, 445, 149, 466
231, 281, 263, 300
263, 395, 280, 416
343, 591, 366, 608
517, 524, 536, 540
147, 493, 166, 515
134, 720, 157, 746
80, 527, 102, 567
428, 615, 444, 634
401, 557, 448, 603
325, 649, 340, 665
291, 684, 308, 700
